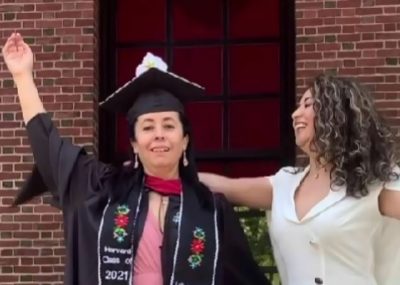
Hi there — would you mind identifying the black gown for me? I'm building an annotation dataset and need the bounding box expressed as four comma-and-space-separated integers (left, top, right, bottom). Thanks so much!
15, 113, 270, 285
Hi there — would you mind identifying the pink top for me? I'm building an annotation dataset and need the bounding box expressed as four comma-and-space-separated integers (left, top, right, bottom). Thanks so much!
133, 211, 163, 285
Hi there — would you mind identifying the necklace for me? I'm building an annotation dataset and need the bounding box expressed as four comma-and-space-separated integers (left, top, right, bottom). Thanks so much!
310, 165, 326, 179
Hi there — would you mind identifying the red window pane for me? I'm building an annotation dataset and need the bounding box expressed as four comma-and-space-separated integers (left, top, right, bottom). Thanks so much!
173, 0, 223, 41
229, 44, 280, 95
116, 48, 166, 86
197, 161, 225, 175
197, 160, 280, 177
173, 47, 223, 96
229, 99, 280, 150
186, 102, 223, 151
229, 0, 280, 39
117, 0, 166, 43
228, 160, 280, 177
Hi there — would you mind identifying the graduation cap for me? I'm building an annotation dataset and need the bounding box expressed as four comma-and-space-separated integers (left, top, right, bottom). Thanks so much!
100, 52, 205, 124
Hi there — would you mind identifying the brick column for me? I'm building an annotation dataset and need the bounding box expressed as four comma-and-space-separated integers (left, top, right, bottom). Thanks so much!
296, 0, 400, 135
0, 1, 98, 284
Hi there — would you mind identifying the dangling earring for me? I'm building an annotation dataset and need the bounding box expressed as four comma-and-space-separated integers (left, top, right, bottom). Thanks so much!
134, 153, 139, 169
183, 150, 189, 167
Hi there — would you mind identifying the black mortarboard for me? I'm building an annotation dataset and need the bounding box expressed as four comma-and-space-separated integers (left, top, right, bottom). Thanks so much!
100, 52, 205, 124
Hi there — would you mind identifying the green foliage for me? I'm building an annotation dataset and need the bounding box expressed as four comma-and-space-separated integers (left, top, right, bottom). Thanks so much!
237, 207, 281, 285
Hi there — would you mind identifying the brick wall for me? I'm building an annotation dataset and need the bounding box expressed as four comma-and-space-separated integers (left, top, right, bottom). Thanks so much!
296, 0, 400, 135
0, 1, 98, 284
1, 0, 400, 284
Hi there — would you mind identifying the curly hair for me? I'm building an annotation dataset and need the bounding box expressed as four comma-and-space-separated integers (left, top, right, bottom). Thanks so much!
310, 74, 399, 197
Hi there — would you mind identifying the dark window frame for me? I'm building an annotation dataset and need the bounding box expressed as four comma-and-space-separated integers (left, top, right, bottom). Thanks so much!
98, 0, 296, 168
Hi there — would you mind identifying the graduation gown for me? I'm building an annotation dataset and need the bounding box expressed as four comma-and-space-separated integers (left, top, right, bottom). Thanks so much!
15, 113, 270, 285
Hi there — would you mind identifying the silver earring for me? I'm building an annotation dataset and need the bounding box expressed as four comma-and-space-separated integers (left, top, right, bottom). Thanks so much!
183, 150, 188, 167
134, 153, 139, 169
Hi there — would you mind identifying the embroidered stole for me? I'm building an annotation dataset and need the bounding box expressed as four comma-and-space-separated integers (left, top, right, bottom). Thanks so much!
98, 180, 220, 285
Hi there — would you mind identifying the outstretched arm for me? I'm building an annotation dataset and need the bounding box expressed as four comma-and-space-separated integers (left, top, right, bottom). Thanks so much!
2, 33, 45, 123
379, 189, 400, 220
378, 169, 400, 220
3, 33, 110, 207
199, 173, 273, 210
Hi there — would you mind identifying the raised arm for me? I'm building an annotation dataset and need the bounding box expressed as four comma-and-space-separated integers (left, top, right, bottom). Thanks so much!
2, 33, 45, 123
3, 33, 111, 207
199, 172, 273, 210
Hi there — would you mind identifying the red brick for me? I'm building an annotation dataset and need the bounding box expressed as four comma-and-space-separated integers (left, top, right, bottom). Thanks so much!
355, 24, 384, 33
318, 9, 341, 17
337, 34, 361, 42
56, 11, 82, 18
342, 8, 356, 16
342, 26, 355, 33
376, 15, 400, 23
17, 12, 42, 20
376, 0, 400, 4
14, 215, 40, 222
323, 17, 336, 25
0, 21, 22, 29
77, 2, 94, 9
338, 51, 362, 58
297, 18, 324, 27
362, 33, 376, 41
336, 17, 361, 25
317, 26, 342, 34
14, 266, 41, 273
76, 19, 93, 27
362, 50, 377, 58
376, 32, 400, 40
356, 42, 384, 49
297, 2, 324, 10
356, 7, 383, 15
377, 49, 400, 57
0, 276, 18, 283
383, 7, 397, 13
36, 19, 63, 28
337, 0, 362, 8
357, 58, 386, 66
0, 223, 19, 230
319, 60, 343, 68
35, 3, 62, 11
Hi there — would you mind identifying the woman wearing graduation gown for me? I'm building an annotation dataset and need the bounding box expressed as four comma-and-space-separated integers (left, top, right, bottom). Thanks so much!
199, 74, 400, 285
3, 33, 269, 285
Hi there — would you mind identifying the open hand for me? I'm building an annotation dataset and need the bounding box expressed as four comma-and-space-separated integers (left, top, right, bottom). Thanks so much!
2, 33, 33, 78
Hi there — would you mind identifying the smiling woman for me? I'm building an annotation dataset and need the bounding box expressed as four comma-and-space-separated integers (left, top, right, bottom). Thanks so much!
200, 74, 400, 285
3, 33, 270, 285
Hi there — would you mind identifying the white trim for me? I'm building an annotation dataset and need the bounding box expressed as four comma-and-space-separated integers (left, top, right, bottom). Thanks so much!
97, 198, 111, 285
211, 197, 220, 285
169, 192, 184, 285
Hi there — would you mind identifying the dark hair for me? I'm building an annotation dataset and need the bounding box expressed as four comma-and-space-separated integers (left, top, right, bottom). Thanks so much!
127, 112, 213, 205
309, 73, 399, 197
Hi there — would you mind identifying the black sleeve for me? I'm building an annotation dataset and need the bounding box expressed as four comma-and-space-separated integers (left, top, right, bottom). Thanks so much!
13, 113, 112, 208
217, 194, 271, 285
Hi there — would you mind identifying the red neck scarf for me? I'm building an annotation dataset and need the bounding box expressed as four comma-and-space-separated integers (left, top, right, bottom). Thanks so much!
144, 175, 182, 196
